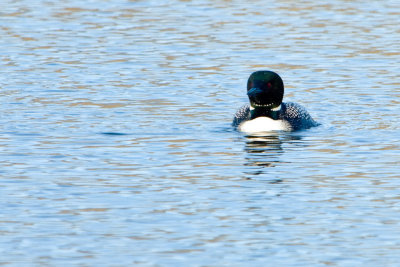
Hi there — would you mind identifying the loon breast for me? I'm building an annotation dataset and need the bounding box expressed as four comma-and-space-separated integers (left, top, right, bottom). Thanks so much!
238, 117, 291, 133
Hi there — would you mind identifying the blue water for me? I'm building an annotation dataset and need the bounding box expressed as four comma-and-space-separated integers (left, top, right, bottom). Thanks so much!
1, 0, 399, 266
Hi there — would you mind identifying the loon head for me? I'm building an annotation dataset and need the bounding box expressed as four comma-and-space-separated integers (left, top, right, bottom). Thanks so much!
247, 70, 284, 110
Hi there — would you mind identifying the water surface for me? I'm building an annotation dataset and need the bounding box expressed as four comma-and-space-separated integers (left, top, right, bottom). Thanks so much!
1, 0, 399, 266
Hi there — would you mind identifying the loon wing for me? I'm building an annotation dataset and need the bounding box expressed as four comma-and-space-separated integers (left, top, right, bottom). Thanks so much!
282, 102, 319, 130
232, 104, 250, 128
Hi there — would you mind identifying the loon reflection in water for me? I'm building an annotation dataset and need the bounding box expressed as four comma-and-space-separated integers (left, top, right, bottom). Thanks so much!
243, 133, 304, 178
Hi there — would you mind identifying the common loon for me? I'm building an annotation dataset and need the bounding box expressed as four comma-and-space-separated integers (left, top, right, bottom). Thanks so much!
232, 70, 319, 132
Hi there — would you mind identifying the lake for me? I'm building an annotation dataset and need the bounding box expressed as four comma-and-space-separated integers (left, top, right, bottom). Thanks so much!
1, 0, 399, 265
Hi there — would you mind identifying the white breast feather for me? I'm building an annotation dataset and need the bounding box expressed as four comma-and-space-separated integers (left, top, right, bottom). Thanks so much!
238, 117, 291, 133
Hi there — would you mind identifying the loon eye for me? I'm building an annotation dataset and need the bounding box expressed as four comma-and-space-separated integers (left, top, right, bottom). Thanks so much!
267, 82, 272, 88
247, 81, 254, 91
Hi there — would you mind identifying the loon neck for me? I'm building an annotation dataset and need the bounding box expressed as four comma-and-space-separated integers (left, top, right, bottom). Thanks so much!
250, 105, 281, 120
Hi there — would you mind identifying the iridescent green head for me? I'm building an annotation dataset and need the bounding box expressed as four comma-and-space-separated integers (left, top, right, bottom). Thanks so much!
247, 70, 284, 110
